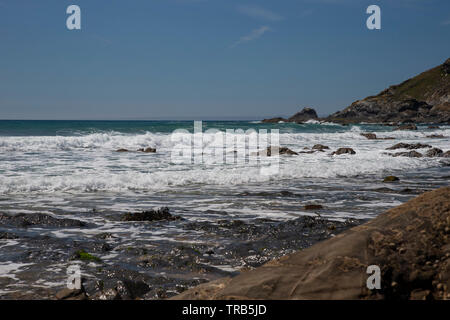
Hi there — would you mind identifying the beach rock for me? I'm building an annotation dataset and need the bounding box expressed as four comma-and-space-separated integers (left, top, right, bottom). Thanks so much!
425, 148, 443, 157
56, 287, 88, 300
304, 204, 324, 210
426, 134, 445, 138
311, 144, 329, 151
331, 148, 356, 155
392, 151, 423, 158
0, 213, 86, 228
361, 133, 377, 140
115, 280, 151, 300
287, 107, 318, 123
277, 147, 298, 155
394, 124, 418, 131
138, 147, 156, 153
386, 143, 431, 150
383, 176, 399, 182
121, 207, 181, 222
116, 148, 129, 152
95, 232, 115, 240
428, 126, 440, 129
443, 151, 450, 158
93, 288, 122, 300
172, 187, 450, 300
259, 146, 298, 156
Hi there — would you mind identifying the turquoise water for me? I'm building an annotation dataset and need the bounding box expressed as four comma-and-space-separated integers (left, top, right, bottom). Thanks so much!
0, 119, 390, 136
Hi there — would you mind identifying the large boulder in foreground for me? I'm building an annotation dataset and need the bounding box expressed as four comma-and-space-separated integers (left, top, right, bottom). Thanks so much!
172, 187, 450, 300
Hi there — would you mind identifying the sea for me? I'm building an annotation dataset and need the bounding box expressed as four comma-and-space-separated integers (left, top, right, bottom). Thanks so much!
0, 119, 449, 297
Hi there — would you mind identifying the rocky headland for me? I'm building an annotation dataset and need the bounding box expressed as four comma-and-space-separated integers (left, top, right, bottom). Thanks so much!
263, 58, 450, 124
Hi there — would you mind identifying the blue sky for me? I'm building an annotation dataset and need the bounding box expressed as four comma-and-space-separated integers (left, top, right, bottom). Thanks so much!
0, 0, 449, 120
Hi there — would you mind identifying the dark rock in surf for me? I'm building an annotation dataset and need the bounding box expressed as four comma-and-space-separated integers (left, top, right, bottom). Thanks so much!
257, 146, 298, 156
394, 124, 418, 131
386, 143, 431, 150
116, 148, 129, 152
138, 147, 156, 153
383, 176, 399, 182
304, 204, 324, 210
0, 212, 86, 228
361, 133, 377, 140
331, 148, 356, 155
312, 144, 329, 151
121, 207, 181, 222
425, 148, 443, 157
391, 151, 423, 158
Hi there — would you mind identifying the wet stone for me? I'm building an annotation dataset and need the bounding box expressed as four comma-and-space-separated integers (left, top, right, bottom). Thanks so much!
121, 207, 181, 222
0, 212, 86, 228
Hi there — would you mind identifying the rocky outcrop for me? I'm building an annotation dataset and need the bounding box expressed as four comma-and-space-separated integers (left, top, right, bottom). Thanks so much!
0, 212, 86, 228
172, 187, 450, 300
425, 148, 443, 157
360, 133, 395, 140
331, 147, 356, 155
254, 146, 298, 156
391, 151, 423, 158
287, 107, 318, 123
121, 207, 181, 222
262, 107, 318, 124
361, 133, 377, 140
386, 143, 431, 150
311, 144, 329, 151
138, 147, 156, 153
326, 58, 450, 124
394, 124, 418, 131
383, 176, 399, 182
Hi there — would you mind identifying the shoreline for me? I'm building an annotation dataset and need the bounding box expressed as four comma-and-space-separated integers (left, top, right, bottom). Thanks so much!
0, 122, 449, 299
172, 187, 450, 300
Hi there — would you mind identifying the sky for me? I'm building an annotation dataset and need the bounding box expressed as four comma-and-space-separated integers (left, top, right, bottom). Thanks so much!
0, 0, 449, 120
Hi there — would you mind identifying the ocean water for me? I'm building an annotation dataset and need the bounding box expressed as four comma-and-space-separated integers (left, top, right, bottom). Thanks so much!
0, 120, 449, 296
0, 120, 449, 219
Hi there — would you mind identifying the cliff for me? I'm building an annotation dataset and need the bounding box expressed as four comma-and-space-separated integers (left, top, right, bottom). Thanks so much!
326, 58, 450, 124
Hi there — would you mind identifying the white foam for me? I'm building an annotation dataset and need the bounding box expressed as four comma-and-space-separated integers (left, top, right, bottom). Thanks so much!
0, 262, 33, 280
0, 129, 448, 195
